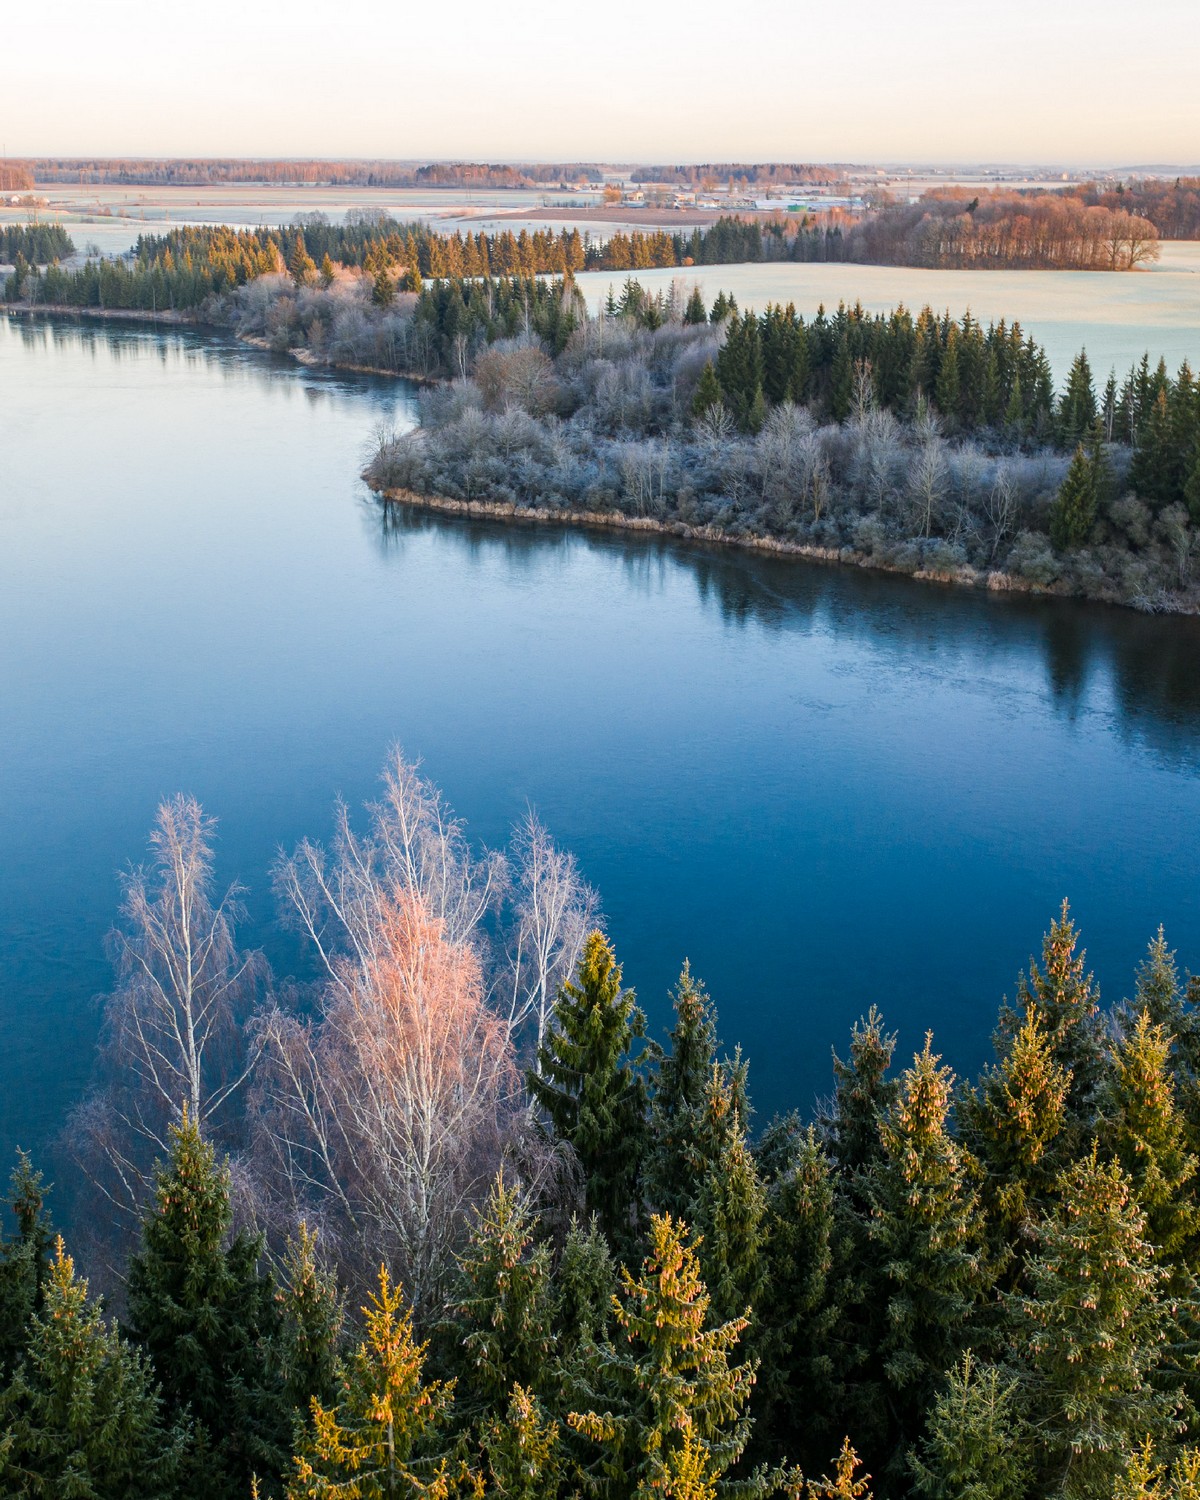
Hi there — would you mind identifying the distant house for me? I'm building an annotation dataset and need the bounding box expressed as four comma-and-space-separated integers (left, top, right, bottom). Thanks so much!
621, 189, 645, 204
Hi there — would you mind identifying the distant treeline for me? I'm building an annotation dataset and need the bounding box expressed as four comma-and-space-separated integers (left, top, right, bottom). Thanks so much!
631, 162, 844, 187
0, 223, 74, 264
1073, 177, 1200, 239
2, 215, 771, 310
17, 158, 602, 188
845, 190, 1160, 270
0, 164, 34, 191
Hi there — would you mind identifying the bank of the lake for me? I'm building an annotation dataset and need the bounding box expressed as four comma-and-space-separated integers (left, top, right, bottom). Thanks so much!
368, 483, 1099, 608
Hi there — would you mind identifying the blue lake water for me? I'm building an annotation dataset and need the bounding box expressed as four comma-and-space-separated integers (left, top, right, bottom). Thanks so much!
3, 314, 1200, 1186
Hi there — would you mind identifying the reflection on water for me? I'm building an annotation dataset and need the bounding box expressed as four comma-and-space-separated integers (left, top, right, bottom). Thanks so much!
377, 500, 1200, 770
3, 316, 1200, 1199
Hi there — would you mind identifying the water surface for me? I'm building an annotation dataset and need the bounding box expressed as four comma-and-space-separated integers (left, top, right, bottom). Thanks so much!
3, 315, 1200, 1184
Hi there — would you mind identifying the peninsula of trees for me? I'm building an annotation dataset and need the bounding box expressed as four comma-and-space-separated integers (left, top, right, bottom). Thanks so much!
365, 275, 1200, 612
5, 755, 1200, 1500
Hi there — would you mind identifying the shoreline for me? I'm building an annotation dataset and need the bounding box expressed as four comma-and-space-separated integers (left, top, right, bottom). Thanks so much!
6, 306, 1192, 617
366, 485, 1200, 617
368, 484, 1057, 603
2, 304, 440, 383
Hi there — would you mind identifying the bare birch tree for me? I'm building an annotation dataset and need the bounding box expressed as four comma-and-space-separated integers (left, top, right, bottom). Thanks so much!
69, 795, 264, 1241
255, 889, 517, 1312
274, 747, 507, 990
503, 810, 600, 1055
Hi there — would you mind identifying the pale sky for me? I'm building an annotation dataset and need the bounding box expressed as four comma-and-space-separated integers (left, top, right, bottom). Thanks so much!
7, 0, 1198, 165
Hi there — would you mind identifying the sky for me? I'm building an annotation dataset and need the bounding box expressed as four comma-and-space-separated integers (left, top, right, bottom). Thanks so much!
6, 0, 1198, 165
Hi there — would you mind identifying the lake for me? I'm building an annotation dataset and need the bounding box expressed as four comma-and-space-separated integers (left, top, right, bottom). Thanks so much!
3, 314, 1200, 1192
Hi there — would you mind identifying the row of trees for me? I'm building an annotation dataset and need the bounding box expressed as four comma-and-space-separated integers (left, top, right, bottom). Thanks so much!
0, 223, 73, 264
1, 215, 775, 312
7, 760, 1200, 1499
1074, 178, 1200, 240
844, 191, 1161, 271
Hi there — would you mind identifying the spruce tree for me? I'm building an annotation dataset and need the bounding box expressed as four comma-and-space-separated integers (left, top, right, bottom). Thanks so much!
646, 962, 721, 1219
959, 1013, 1070, 1267
566, 1214, 764, 1500
1001, 900, 1105, 1126
553, 1215, 617, 1354
863, 1038, 983, 1467
451, 1173, 554, 1409
1049, 445, 1098, 549
288, 1265, 459, 1500
908, 1352, 1030, 1500
1185, 448, 1200, 525
479, 1384, 561, 1500
126, 1112, 290, 1498
1004, 1147, 1182, 1499
828, 1007, 900, 1180
691, 361, 724, 422
1058, 350, 1098, 443
755, 1128, 846, 1470
288, 233, 316, 288
276, 1222, 344, 1417
528, 932, 649, 1245
1106, 1012, 1200, 1286
0, 1237, 182, 1499
0, 1153, 55, 1378
691, 1072, 768, 1329
1122, 927, 1200, 1117
684, 288, 708, 326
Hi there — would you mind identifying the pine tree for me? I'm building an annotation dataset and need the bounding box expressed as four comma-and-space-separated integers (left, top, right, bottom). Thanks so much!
566, 1215, 764, 1500
126, 1112, 290, 1498
864, 1038, 983, 1466
0, 1237, 182, 1499
276, 1222, 344, 1417
934, 332, 961, 424
646, 963, 721, 1219
288, 1265, 459, 1500
0, 1153, 55, 1378
451, 1173, 554, 1409
1049, 445, 1098, 549
319, 254, 336, 290
528, 932, 649, 1245
691, 361, 724, 422
829, 336, 854, 423
908, 1352, 1030, 1500
1005, 1147, 1182, 1499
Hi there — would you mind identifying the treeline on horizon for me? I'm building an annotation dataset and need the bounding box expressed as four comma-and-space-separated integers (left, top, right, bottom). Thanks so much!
6, 759, 1200, 1500
15, 157, 845, 189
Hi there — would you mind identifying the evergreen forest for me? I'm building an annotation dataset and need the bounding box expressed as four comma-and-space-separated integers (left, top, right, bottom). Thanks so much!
6, 762, 1200, 1499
